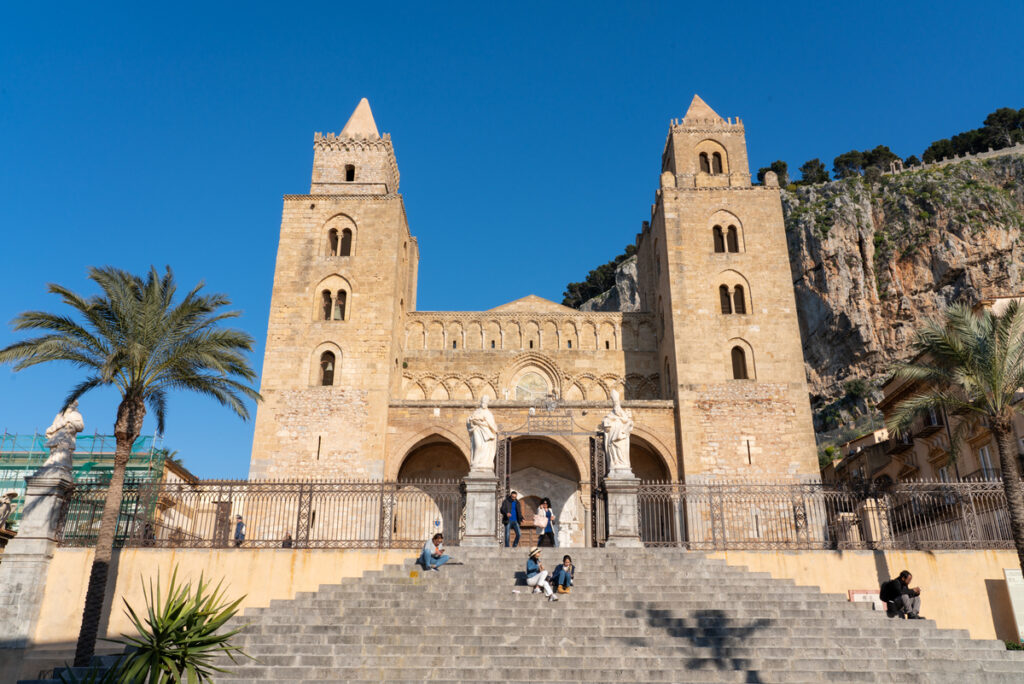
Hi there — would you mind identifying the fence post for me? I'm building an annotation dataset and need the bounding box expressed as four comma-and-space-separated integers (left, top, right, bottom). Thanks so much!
0, 468, 75, 657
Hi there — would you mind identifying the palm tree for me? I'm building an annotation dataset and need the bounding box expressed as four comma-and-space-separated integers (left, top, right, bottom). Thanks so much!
887, 301, 1024, 575
0, 266, 261, 666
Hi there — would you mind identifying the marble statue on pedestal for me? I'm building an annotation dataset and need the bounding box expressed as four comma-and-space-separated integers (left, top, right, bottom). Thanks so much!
601, 390, 634, 477
42, 400, 84, 473
0, 491, 18, 530
467, 395, 499, 474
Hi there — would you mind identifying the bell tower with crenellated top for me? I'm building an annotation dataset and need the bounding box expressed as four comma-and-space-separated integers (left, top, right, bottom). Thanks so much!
249, 99, 418, 480
638, 94, 818, 481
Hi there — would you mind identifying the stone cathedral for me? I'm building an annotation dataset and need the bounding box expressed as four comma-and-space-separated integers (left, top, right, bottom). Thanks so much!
249, 95, 818, 546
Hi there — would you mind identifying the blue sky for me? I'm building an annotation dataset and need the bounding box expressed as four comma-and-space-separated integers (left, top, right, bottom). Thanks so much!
1, 2, 1022, 478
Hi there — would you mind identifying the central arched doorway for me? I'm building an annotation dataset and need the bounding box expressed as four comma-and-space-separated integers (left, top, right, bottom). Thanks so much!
395, 436, 469, 544
508, 437, 583, 547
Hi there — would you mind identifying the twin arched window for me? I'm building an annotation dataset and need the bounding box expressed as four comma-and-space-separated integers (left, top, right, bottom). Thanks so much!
327, 228, 353, 256
699, 152, 725, 175
320, 351, 336, 386
719, 285, 747, 315
321, 290, 348, 320
713, 225, 740, 253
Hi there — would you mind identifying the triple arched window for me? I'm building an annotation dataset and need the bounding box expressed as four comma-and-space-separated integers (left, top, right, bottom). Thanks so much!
719, 284, 746, 315
712, 225, 741, 253
327, 228, 353, 257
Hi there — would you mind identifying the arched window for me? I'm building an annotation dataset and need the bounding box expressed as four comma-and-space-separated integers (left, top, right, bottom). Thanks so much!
491, 340, 495, 349
452, 341, 457, 349
321, 290, 332, 320
699, 152, 711, 174
567, 339, 572, 349
327, 229, 339, 256
712, 152, 723, 174
726, 226, 739, 252
605, 340, 610, 350
334, 290, 347, 320
731, 346, 748, 380
340, 228, 353, 256
713, 225, 725, 253
529, 340, 534, 349
733, 285, 746, 314
719, 285, 732, 314
320, 351, 336, 386
345, 165, 356, 182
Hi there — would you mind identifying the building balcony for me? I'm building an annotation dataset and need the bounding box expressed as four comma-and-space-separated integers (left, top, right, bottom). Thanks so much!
914, 413, 945, 438
886, 434, 914, 455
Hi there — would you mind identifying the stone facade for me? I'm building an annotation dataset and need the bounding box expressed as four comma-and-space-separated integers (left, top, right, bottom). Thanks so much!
249, 95, 819, 502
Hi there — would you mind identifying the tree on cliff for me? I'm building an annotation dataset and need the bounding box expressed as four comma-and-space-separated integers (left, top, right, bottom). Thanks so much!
923, 107, 1024, 162
756, 160, 789, 186
0, 266, 261, 666
798, 158, 829, 184
562, 244, 636, 309
886, 302, 1024, 575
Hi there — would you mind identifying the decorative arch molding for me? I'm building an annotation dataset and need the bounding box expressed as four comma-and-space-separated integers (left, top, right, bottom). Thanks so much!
308, 341, 342, 386
708, 209, 744, 254
321, 213, 357, 257
508, 434, 586, 482
629, 428, 677, 480
727, 336, 757, 380
498, 352, 563, 399
388, 427, 471, 480
695, 139, 729, 175
717, 269, 753, 314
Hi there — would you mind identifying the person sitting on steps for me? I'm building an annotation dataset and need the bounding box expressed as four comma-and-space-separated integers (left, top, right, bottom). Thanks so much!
525, 547, 557, 601
420, 532, 450, 571
551, 554, 574, 594
880, 569, 924, 619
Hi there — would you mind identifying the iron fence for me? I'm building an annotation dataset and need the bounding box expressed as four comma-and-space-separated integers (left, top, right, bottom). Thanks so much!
637, 479, 1018, 550
58, 479, 465, 549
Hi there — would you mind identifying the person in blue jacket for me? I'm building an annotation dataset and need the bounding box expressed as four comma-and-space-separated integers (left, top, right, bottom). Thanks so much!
551, 554, 575, 594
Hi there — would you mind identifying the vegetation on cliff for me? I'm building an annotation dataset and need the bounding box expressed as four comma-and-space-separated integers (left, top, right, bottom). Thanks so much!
561, 244, 636, 309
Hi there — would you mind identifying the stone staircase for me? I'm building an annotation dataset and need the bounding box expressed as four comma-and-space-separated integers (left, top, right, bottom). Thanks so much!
19, 548, 1022, 683
214, 548, 1021, 683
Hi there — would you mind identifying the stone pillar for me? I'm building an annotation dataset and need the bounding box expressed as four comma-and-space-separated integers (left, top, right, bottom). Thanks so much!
0, 469, 75, 650
604, 476, 643, 547
461, 475, 498, 547
857, 498, 892, 549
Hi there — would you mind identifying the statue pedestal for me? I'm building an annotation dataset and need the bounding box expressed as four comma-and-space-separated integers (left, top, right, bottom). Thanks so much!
462, 474, 498, 547
0, 469, 74, 651
604, 475, 643, 548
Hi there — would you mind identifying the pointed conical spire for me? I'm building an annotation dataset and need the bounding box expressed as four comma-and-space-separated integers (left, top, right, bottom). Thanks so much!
682, 94, 723, 122
340, 98, 380, 139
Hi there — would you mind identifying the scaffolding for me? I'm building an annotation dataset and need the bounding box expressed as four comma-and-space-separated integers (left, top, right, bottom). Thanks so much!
0, 431, 165, 531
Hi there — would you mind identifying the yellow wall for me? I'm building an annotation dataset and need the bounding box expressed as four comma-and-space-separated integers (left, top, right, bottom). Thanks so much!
708, 549, 1020, 642
34, 548, 413, 648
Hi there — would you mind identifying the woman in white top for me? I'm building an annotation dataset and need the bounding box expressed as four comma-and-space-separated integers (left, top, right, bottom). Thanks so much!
525, 547, 557, 601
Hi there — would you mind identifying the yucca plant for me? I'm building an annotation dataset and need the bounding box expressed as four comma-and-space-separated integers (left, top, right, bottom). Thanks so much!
58, 567, 250, 683
116, 567, 250, 682
0, 266, 261, 665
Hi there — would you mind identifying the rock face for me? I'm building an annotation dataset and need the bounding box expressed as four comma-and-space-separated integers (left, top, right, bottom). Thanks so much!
580, 254, 642, 312
580, 154, 1024, 422
785, 154, 1024, 411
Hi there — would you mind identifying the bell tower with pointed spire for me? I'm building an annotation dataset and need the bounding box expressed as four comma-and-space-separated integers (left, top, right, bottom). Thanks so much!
641, 94, 818, 481
249, 99, 418, 480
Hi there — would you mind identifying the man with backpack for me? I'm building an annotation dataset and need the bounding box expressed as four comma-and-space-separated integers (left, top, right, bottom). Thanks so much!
880, 570, 924, 619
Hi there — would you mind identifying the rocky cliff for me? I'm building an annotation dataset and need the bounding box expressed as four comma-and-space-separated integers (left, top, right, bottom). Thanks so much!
579, 255, 642, 312
581, 153, 1024, 427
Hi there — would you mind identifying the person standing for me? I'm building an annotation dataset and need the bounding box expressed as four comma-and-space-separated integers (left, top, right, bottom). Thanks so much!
525, 547, 557, 601
536, 498, 556, 547
551, 555, 575, 594
880, 570, 924, 619
500, 490, 523, 548
233, 515, 245, 548
281, 532, 293, 548
420, 532, 450, 571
